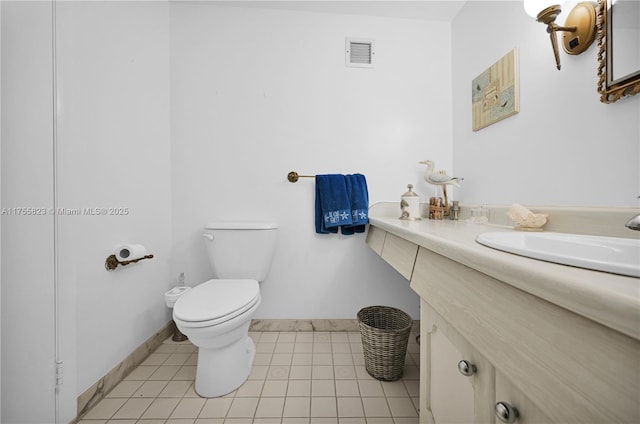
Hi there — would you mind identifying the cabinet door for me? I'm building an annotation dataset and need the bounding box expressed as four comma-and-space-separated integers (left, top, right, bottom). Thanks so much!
421, 301, 495, 424
430, 325, 475, 423
495, 370, 552, 424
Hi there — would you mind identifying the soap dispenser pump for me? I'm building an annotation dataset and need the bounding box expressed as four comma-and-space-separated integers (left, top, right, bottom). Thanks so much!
400, 184, 421, 220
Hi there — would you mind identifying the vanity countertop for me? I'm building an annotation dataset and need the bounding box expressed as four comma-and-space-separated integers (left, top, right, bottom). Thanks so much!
368, 203, 640, 341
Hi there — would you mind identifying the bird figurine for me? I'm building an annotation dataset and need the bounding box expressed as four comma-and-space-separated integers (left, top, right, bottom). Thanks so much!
419, 160, 464, 187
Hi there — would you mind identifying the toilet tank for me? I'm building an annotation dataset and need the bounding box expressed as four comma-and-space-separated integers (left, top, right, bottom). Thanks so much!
203, 222, 278, 281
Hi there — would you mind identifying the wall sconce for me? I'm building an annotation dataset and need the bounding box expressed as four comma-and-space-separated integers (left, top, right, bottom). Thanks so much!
524, 1, 597, 70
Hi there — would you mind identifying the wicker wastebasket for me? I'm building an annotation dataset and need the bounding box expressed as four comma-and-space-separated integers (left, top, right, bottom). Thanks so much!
357, 305, 412, 381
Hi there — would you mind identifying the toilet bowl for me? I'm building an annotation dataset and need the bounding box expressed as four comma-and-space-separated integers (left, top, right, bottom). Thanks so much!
172, 221, 278, 398
173, 279, 261, 397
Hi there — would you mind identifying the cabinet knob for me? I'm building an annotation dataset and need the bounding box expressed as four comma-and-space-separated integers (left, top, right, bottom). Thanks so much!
495, 401, 519, 423
457, 360, 477, 376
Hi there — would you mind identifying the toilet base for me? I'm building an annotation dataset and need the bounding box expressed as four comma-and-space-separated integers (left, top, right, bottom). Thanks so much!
172, 320, 188, 342
194, 334, 256, 397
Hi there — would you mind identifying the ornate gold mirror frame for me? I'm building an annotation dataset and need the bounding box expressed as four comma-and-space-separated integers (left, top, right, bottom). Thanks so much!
597, 0, 640, 103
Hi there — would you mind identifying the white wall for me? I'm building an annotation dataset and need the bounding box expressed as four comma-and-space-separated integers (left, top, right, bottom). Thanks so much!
452, 1, 640, 207
1, 0, 4, 417
170, 3, 452, 320
1, 1, 56, 422
55, 0, 172, 396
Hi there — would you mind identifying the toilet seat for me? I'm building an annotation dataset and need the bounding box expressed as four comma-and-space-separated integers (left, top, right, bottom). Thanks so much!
173, 279, 260, 328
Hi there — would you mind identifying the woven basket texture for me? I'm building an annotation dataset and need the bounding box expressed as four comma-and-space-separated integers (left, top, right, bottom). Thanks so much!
357, 306, 412, 381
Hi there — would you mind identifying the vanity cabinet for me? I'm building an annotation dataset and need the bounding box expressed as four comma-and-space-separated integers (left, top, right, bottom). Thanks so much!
365, 222, 639, 423
411, 246, 639, 424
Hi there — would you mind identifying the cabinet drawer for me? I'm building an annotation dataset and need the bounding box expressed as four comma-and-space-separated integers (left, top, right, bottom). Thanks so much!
380, 232, 418, 280
365, 225, 386, 256
412, 247, 640, 424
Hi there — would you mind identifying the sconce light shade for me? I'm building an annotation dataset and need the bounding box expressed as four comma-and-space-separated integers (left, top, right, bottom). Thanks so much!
524, 0, 563, 19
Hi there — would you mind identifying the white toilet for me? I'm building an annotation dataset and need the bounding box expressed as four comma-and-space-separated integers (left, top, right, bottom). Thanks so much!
173, 222, 278, 397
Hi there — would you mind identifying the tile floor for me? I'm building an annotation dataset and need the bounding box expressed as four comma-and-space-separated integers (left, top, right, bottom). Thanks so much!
79, 331, 421, 424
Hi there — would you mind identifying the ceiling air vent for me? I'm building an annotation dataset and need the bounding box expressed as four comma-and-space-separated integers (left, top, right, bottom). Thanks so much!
345, 38, 375, 68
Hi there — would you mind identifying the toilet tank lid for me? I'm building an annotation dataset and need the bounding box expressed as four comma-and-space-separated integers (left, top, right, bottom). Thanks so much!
205, 221, 278, 230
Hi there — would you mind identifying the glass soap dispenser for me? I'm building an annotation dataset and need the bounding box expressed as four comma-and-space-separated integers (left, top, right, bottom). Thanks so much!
400, 184, 421, 220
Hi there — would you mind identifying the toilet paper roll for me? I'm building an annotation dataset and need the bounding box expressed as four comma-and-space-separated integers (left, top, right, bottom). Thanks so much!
115, 244, 147, 262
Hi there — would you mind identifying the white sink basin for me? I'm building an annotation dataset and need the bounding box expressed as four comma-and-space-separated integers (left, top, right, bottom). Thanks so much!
476, 232, 640, 278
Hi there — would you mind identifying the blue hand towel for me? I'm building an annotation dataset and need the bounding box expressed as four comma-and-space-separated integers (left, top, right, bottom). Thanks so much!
315, 174, 353, 234
342, 174, 369, 235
